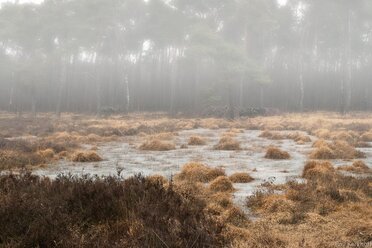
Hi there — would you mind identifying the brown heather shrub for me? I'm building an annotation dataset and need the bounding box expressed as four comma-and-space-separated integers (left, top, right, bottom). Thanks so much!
175, 162, 225, 183
71, 151, 102, 162
264, 147, 290, 160
139, 139, 176, 151
214, 136, 241, 150
229, 173, 254, 183
302, 161, 335, 179
0, 173, 225, 248
188, 136, 207, 146
209, 176, 235, 192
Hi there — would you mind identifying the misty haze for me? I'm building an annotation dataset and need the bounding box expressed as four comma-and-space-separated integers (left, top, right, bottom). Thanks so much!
0, 0, 371, 247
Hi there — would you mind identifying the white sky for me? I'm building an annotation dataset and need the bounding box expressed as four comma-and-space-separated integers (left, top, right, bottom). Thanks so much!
1, 0, 288, 6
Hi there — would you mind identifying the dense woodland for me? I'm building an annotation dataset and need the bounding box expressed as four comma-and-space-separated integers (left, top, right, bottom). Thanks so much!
0, 0, 372, 117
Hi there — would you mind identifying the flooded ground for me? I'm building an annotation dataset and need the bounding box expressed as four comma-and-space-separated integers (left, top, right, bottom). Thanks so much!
34, 129, 372, 208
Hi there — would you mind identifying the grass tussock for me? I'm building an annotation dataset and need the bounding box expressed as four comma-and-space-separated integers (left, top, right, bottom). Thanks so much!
264, 147, 290, 160
247, 161, 371, 232
302, 160, 335, 179
174, 162, 225, 183
310, 140, 365, 160
188, 136, 207, 146
361, 131, 372, 142
209, 176, 235, 192
259, 131, 285, 140
214, 136, 241, 150
71, 151, 102, 162
229, 173, 254, 183
139, 139, 176, 151
37, 148, 55, 159
0, 173, 225, 248
338, 160, 370, 173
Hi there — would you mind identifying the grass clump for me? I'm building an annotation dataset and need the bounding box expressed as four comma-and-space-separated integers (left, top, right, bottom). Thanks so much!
71, 151, 102, 162
214, 137, 241, 150
360, 131, 372, 142
310, 140, 365, 160
338, 160, 370, 173
139, 139, 176, 151
264, 147, 290, 160
188, 136, 206, 146
302, 161, 335, 179
310, 145, 335, 159
259, 131, 285, 140
37, 148, 55, 159
175, 162, 225, 183
229, 173, 254, 183
209, 176, 235, 192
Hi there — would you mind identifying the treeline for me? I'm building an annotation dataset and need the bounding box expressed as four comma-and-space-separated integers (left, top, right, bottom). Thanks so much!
0, 0, 372, 117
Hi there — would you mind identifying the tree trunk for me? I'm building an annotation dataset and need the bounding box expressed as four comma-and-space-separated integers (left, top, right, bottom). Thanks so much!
56, 57, 66, 118
228, 83, 235, 120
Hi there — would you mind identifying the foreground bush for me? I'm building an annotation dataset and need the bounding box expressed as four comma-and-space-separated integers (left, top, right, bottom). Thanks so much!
0, 173, 225, 248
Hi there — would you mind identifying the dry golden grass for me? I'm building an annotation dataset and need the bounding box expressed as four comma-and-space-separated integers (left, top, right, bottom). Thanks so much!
188, 136, 206, 145
37, 148, 55, 159
71, 151, 102, 162
139, 139, 176, 151
310, 145, 335, 159
312, 139, 328, 148
265, 147, 290, 160
147, 174, 168, 185
214, 136, 241, 150
338, 160, 370, 173
302, 160, 335, 179
243, 160, 372, 247
361, 131, 372, 142
259, 130, 285, 140
310, 140, 365, 160
209, 176, 235, 192
174, 162, 225, 183
229, 173, 254, 183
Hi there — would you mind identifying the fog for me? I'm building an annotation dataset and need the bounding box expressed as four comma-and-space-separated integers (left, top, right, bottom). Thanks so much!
1, 0, 372, 117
